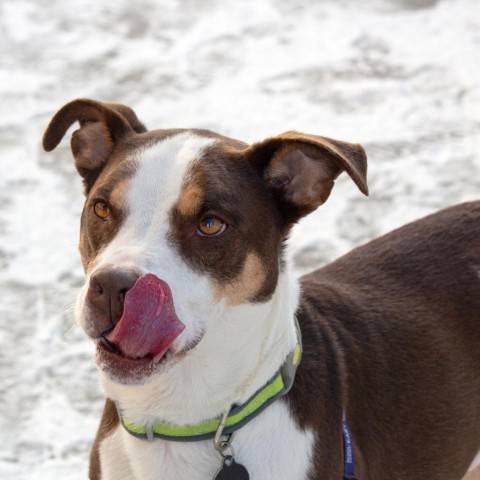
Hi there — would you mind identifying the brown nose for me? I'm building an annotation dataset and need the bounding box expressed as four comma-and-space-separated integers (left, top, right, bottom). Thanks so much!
87, 268, 140, 330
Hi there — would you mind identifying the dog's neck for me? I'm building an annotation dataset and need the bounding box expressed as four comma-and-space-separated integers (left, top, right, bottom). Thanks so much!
101, 265, 301, 429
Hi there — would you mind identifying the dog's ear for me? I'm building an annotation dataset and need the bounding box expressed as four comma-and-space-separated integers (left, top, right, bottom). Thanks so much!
42, 98, 147, 192
247, 130, 368, 222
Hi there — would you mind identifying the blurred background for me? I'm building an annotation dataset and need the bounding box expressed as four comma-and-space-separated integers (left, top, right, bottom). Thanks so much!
0, 0, 479, 478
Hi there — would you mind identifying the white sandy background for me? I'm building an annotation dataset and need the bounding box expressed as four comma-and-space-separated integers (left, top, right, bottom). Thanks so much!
0, 0, 479, 478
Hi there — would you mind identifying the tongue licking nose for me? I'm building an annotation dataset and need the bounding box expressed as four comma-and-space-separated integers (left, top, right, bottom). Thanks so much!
105, 274, 185, 362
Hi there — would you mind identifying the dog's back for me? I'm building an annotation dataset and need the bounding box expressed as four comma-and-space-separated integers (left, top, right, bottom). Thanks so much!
298, 201, 480, 478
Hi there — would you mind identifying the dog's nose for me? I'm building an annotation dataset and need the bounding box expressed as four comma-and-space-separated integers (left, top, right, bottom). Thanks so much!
87, 268, 140, 328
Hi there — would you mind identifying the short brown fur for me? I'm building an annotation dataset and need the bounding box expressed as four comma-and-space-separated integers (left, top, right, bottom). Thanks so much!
89, 399, 119, 480
214, 253, 267, 305
176, 181, 204, 217
287, 201, 480, 479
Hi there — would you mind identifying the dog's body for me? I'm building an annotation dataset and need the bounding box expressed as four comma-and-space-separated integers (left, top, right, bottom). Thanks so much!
43, 99, 480, 479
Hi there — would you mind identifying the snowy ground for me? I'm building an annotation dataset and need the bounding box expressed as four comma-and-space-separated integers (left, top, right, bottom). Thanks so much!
0, 0, 479, 478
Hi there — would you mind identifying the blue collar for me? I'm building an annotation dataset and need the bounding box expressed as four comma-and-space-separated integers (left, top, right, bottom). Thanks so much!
343, 415, 357, 479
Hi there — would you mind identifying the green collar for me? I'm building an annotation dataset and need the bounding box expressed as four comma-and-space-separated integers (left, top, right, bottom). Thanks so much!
118, 319, 302, 442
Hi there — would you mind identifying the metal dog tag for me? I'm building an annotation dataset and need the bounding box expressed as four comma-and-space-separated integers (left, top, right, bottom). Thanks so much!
213, 456, 250, 480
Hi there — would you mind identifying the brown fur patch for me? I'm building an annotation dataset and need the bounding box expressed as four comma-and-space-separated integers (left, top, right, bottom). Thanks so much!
215, 252, 267, 305
78, 229, 95, 273
290, 201, 480, 479
78, 177, 130, 273
89, 399, 119, 480
176, 181, 204, 216
168, 141, 283, 305
108, 179, 130, 211
77, 151, 137, 270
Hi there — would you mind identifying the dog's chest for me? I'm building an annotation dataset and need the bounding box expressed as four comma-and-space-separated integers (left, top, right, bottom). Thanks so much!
99, 401, 315, 480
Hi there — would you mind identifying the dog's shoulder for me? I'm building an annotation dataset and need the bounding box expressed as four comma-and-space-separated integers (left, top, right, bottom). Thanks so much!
298, 199, 480, 355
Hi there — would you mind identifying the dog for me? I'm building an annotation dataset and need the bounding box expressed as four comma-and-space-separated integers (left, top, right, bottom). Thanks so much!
43, 99, 480, 480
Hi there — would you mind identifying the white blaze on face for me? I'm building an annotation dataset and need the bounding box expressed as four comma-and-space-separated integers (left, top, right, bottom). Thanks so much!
79, 133, 217, 352
126, 133, 215, 241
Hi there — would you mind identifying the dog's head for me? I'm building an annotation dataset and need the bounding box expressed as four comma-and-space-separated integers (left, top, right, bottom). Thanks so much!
43, 99, 367, 395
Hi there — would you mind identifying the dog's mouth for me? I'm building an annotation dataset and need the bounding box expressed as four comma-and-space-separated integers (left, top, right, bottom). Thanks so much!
94, 274, 186, 383
95, 338, 178, 384
99, 335, 130, 357
98, 335, 173, 362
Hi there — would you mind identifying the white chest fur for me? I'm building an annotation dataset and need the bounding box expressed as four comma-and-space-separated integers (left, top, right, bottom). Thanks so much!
99, 400, 314, 480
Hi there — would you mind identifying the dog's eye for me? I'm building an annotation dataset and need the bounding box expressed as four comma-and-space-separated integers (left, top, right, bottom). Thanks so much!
197, 216, 226, 236
94, 200, 110, 219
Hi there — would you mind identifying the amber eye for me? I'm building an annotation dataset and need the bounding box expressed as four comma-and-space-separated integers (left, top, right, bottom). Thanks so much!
93, 200, 110, 219
197, 216, 226, 236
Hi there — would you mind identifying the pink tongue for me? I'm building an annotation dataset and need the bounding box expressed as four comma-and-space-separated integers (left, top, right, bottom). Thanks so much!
106, 274, 185, 361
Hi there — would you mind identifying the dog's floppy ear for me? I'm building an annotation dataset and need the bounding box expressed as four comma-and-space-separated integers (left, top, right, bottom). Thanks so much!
247, 130, 368, 222
42, 98, 147, 192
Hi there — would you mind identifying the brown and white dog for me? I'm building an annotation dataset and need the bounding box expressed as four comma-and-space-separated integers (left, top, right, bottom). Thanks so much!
43, 99, 480, 480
